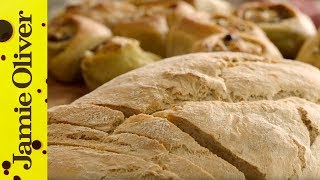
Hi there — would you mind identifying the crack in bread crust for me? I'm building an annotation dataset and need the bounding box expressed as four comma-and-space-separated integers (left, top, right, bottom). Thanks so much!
298, 107, 320, 146
291, 138, 307, 172
110, 132, 215, 179
48, 104, 126, 133
49, 112, 217, 179
113, 114, 245, 179
164, 114, 266, 180
49, 142, 121, 155
48, 120, 115, 134
152, 98, 320, 179
49, 145, 182, 180
50, 137, 184, 179
49, 96, 320, 179
50, 131, 213, 179
93, 103, 141, 118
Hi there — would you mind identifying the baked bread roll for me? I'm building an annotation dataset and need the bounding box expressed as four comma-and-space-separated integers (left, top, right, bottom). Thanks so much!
192, 32, 282, 58
128, 0, 172, 5
130, 0, 233, 15
52, 0, 137, 28
166, 16, 222, 57
236, 2, 317, 59
210, 14, 268, 40
166, 14, 280, 58
48, 15, 112, 82
113, 1, 209, 57
184, 0, 233, 15
134, 0, 200, 27
49, 52, 320, 179
297, 28, 320, 68
113, 14, 169, 57
81, 36, 161, 90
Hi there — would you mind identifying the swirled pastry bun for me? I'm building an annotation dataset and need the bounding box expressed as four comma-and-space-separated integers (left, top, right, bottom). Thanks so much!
184, 0, 233, 15
210, 14, 268, 40
192, 32, 282, 58
166, 16, 222, 57
136, 0, 200, 27
130, 0, 233, 15
48, 15, 112, 82
297, 28, 320, 68
113, 14, 169, 57
81, 36, 161, 90
236, 2, 317, 59
53, 0, 137, 28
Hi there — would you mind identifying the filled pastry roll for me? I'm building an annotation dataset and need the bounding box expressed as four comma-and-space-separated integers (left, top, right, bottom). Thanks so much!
113, 14, 169, 57
210, 14, 268, 41
136, 0, 200, 27
128, 0, 169, 5
81, 37, 161, 90
52, 0, 137, 28
166, 16, 223, 57
297, 28, 320, 68
192, 32, 282, 58
236, 2, 317, 59
184, 0, 233, 15
130, 0, 233, 15
48, 15, 112, 82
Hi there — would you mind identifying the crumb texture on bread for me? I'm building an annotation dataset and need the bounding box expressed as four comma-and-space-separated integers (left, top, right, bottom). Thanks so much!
49, 52, 320, 179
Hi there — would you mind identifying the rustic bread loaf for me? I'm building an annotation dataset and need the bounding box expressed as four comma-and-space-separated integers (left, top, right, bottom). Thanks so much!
73, 52, 320, 116
49, 52, 320, 179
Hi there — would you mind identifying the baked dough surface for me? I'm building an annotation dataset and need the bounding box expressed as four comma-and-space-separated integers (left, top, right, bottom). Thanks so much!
49, 52, 320, 179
